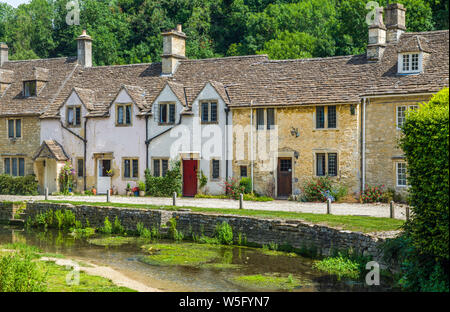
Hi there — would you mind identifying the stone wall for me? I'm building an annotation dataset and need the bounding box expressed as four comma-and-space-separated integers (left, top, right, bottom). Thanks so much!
0, 116, 41, 176
0, 201, 21, 221
231, 104, 360, 197
364, 94, 431, 195
22, 202, 386, 260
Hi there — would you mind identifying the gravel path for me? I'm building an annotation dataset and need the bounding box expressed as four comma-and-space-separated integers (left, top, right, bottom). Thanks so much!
0, 195, 408, 220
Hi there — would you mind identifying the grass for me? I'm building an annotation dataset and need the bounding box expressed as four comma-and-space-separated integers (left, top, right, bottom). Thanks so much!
87, 236, 141, 247
313, 254, 363, 280
230, 273, 308, 290
41, 200, 404, 233
140, 243, 226, 267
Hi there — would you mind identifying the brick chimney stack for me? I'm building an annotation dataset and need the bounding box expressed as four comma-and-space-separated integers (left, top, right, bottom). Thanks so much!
367, 7, 386, 62
385, 3, 407, 43
161, 24, 186, 76
76, 30, 92, 68
0, 43, 8, 66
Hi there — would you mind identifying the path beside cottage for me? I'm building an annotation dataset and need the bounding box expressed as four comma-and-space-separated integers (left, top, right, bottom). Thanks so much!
0, 195, 408, 220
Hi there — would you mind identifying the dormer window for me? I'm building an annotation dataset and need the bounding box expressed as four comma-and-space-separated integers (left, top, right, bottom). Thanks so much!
159, 103, 176, 124
398, 53, 422, 74
23, 81, 37, 97
116, 103, 132, 126
67, 106, 81, 127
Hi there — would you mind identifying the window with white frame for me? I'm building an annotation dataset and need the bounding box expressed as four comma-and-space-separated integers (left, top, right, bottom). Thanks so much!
396, 162, 407, 187
399, 53, 422, 74
397, 105, 419, 129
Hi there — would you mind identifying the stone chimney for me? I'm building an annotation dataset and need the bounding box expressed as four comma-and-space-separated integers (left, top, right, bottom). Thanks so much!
161, 24, 186, 75
367, 7, 386, 62
0, 43, 8, 66
76, 30, 92, 68
385, 3, 406, 43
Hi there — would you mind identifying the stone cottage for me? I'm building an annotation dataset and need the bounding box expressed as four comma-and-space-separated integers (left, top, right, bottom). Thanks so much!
0, 3, 448, 197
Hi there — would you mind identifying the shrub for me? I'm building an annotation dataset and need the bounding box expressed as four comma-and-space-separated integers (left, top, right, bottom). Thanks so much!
136, 222, 152, 239
360, 184, 385, 203
138, 181, 146, 192
112, 216, 125, 235
399, 88, 449, 263
58, 162, 75, 194
302, 176, 348, 202
215, 221, 233, 245
239, 177, 252, 194
0, 174, 38, 195
99, 216, 113, 234
0, 252, 47, 292
168, 218, 183, 242
145, 161, 182, 197
222, 177, 245, 199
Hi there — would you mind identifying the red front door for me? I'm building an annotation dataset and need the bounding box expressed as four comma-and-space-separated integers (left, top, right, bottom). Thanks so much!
183, 160, 198, 197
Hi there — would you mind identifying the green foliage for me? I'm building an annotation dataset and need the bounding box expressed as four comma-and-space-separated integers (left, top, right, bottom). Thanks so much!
0, 174, 38, 195
198, 170, 208, 190
360, 184, 385, 203
58, 162, 75, 194
29, 209, 77, 231
399, 88, 449, 262
145, 161, 182, 197
1, 0, 445, 64
313, 253, 362, 280
0, 252, 47, 292
136, 222, 152, 239
99, 216, 113, 235
239, 177, 252, 194
168, 218, 183, 242
112, 216, 125, 235
215, 221, 233, 245
301, 176, 348, 202
138, 181, 146, 192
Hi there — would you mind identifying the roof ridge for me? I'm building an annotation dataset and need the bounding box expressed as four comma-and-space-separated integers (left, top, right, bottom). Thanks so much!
263, 54, 365, 63
180, 55, 269, 63
3, 56, 76, 64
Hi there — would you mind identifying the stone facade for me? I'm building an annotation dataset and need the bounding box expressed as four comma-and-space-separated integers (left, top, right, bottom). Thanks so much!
0, 116, 41, 176
232, 104, 360, 197
364, 94, 432, 195
20, 202, 386, 259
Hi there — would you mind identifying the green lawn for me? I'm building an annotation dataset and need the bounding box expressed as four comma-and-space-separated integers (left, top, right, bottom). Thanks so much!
41, 200, 404, 233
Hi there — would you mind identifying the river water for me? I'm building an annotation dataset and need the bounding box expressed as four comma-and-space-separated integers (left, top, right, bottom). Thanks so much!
0, 225, 395, 292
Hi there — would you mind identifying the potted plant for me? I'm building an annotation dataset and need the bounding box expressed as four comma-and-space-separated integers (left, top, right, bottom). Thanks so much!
138, 181, 146, 197
126, 183, 132, 196
91, 187, 97, 196
132, 186, 139, 197
106, 169, 114, 177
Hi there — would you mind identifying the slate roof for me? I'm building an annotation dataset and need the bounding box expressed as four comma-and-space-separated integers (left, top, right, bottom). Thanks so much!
0, 30, 448, 118
33, 140, 69, 161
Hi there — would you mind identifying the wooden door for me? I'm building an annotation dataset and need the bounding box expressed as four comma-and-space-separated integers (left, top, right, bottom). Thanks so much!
277, 158, 292, 197
183, 159, 198, 197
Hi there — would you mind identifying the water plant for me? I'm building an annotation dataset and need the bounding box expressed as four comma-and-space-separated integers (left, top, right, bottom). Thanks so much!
168, 218, 183, 242
99, 216, 113, 234
230, 273, 305, 290
215, 221, 233, 245
112, 216, 125, 235
313, 252, 363, 280
136, 222, 152, 239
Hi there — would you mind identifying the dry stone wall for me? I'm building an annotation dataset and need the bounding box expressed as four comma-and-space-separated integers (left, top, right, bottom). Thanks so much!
11, 202, 388, 260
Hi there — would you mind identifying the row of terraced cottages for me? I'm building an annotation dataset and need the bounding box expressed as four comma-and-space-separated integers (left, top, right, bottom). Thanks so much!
0, 4, 448, 198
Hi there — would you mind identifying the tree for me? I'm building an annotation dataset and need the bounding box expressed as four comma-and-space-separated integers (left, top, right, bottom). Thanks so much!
258, 31, 317, 59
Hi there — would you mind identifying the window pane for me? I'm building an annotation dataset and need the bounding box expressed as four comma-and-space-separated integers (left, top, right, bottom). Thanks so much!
267, 108, 275, 130
316, 107, 325, 128
169, 104, 175, 123
162, 159, 168, 177
411, 54, 419, 71
18, 158, 25, 176
117, 106, 124, 124
403, 54, 409, 71
210, 103, 217, 122
12, 158, 17, 176
4, 158, 10, 175
77, 159, 84, 177
212, 160, 220, 179
132, 159, 138, 178
397, 162, 407, 186
160, 104, 167, 123
67, 108, 74, 125
397, 106, 406, 128
30, 81, 36, 96
124, 159, 130, 178
328, 153, 337, 176
240, 166, 247, 177
201, 103, 209, 122
15, 120, 21, 138
75, 107, 81, 125
280, 159, 291, 172
8, 120, 14, 138
327, 106, 336, 128
316, 154, 326, 176
256, 108, 264, 130
153, 159, 160, 177
126, 105, 132, 125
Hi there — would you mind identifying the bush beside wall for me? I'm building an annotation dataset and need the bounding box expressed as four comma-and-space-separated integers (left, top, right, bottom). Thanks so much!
0, 175, 38, 195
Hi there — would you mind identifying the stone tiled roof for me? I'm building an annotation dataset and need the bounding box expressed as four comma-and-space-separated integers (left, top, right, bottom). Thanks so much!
1, 30, 448, 118
0, 57, 78, 116
363, 30, 449, 96
33, 140, 69, 161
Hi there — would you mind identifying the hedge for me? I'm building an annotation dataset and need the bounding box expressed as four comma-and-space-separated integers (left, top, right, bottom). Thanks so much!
0, 174, 39, 195
145, 160, 182, 197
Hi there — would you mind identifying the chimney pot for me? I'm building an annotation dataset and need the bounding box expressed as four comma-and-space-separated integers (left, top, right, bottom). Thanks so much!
0, 43, 8, 66
177, 24, 182, 32
367, 7, 386, 62
385, 3, 407, 43
76, 30, 92, 67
